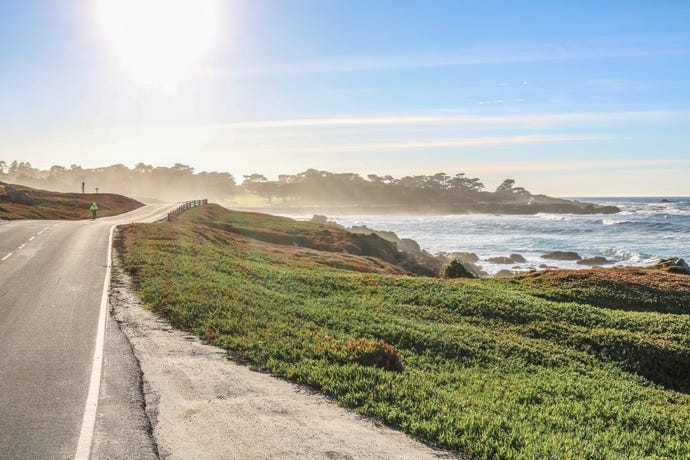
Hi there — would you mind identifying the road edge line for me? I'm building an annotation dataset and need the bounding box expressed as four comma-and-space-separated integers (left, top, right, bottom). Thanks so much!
74, 224, 117, 460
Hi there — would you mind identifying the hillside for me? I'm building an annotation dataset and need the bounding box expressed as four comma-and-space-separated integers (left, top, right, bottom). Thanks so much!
117, 205, 690, 459
0, 182, 143, 220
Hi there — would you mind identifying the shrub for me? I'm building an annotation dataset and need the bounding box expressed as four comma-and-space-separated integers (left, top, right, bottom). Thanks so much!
441, 259, 476, 279
345, 338, 403, 372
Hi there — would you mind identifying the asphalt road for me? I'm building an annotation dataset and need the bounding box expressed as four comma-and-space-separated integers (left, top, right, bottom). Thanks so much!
0, 204, 175, 459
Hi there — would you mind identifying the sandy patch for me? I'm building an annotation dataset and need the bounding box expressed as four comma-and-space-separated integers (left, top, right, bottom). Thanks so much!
109, 258, 463, 460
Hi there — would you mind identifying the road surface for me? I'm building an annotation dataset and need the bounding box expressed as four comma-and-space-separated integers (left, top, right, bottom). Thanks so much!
0, 204, 176, 459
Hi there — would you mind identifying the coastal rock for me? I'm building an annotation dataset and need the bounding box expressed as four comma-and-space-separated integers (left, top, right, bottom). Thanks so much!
542, 251, 582, 261
487, 256, 514, 264
310, 214, 329, 224
652, 257, 690, 275
660, 199, 670, 203
350, 225, 399, 242
539, 264, 558, 269
487, 254, 526, 264
577, 256, 611, 266
398, 238, 421, 254
5, 187, 35, 205
438, 251, 479, 263
310, 215, 345, 229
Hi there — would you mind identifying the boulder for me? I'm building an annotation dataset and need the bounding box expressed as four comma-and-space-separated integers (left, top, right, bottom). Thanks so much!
487, 253, 526, 264
542, 251, 581, 261
494, 269, 519, 278
310, 214, 329, 224
539, 264, 558, 269
5, 187, 35, 205
660, 199, 670, 203
443, 251, 479, 263
311, 215, 345, 229
652, 257, 690, 275
397, 238, 421, 254
487, 256, 514, 264
577, 256, 611, 266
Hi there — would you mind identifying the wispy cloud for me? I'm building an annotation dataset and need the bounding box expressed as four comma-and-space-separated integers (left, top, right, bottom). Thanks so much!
209, 36, 689, 77
212, 110, 689, 130
293, 134, 608, 154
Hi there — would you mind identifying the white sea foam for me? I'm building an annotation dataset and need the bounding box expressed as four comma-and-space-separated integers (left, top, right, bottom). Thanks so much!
601, 219, 632, 226
536, 213, 571, 221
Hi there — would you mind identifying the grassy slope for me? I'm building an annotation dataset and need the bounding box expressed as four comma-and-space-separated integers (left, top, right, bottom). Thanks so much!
0, 182, 143, 220
118, 205, 690, 459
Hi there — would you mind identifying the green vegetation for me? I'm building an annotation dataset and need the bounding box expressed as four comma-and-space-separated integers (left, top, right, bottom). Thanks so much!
0, 182, 142, 220
240, 169, 620, 214
118, 204, 690, 459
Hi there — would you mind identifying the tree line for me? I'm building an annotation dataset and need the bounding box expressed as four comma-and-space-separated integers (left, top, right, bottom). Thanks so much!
0, 161, 237, 203
1, 161, 530, 207
242, 169, 530, 207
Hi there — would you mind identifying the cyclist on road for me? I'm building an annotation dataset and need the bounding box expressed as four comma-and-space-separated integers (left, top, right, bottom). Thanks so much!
90, 202, 99, 220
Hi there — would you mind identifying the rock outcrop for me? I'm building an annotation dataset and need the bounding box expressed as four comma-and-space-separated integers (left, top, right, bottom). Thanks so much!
577, 256, 611, 266
652, 258, 690, 275
542, 251, 582, 261
4, 186, 35, 205
487, 254, 526, 264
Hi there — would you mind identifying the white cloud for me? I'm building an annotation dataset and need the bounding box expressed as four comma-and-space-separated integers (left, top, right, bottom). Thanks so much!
211, 110, 689, 130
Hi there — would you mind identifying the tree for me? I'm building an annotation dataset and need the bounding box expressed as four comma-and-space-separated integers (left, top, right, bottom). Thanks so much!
133, 163, 153, 174
49, 165, 67, 177
243, 174, 277, 203
0, 160, 6, 175
496, 179, 515, 194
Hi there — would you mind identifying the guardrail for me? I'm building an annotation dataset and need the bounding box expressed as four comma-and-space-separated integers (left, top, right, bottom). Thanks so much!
167, 199, 208, 221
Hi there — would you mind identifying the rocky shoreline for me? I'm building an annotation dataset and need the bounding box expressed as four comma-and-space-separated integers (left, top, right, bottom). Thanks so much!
238, 200, 621, 216
310, 215, 688, 279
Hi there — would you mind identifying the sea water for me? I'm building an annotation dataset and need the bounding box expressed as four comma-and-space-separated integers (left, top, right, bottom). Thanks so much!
299, 198, 690, 276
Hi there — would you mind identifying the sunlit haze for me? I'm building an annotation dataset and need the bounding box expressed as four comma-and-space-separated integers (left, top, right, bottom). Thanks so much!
1, 1, 689, 195
95, 0, 222, 86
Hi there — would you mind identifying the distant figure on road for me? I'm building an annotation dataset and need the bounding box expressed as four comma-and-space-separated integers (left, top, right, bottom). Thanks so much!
90, 202, 99, 220
81, 181, 85, 194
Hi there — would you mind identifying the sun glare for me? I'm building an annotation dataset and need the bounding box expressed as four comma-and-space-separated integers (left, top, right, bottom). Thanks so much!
96, 0, 222, 86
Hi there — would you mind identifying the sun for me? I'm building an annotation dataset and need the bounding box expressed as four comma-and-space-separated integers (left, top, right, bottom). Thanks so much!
96, 0, 222, 86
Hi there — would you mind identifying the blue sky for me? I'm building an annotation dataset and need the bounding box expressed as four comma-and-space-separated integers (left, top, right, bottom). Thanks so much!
0, 0, 689, 195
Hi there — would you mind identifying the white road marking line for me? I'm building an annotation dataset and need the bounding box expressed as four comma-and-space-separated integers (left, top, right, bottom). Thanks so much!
1, 252, 12, 261
37, 226, 49, 235
75, 224, 117, 460
28, 236, 35, 241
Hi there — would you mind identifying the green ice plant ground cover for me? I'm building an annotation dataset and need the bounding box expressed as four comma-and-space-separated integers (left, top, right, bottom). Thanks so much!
117, 205, 690, 459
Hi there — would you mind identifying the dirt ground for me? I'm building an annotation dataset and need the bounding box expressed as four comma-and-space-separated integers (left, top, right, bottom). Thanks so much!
109, 261, 462, 460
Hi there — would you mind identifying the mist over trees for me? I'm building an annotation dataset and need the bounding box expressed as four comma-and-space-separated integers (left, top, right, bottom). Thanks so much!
241, 168, 531, 207
237, 169, 620, 214
0, 161, 237, 202
2, 161, 615, 213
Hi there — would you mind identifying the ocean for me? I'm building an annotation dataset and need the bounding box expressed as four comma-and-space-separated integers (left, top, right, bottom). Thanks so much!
294, 197, 690, 276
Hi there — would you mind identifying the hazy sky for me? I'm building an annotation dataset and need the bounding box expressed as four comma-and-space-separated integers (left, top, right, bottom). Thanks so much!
1, 0, 689, 196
